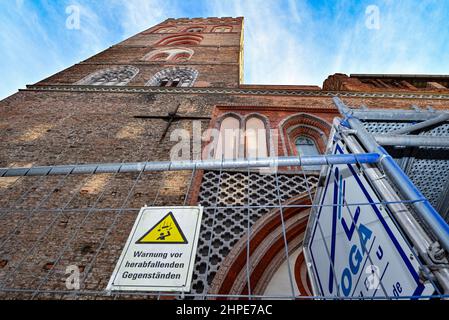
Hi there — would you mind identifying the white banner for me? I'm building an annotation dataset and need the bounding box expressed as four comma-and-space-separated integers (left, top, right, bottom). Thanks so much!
306, 141, 435, 298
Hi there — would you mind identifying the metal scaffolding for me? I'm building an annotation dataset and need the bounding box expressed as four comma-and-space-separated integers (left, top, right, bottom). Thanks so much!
335, 97, 449, 254
0, 154, 380, 177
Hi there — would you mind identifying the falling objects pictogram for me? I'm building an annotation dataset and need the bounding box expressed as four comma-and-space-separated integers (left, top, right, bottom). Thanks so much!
136, 212, 188, 244
107, 206, 203, 292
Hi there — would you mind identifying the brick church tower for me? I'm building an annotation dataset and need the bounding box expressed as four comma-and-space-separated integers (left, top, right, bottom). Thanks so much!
37, 17, 244, 88
2, 17, 449, 299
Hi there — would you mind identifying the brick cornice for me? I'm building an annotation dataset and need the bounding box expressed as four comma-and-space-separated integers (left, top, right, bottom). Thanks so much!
114, 44, 241, 48
23, 85, 449, 100
141, 32, 242, 35
159, 20, 242, 27
215, 104, 337, 113
78, 62, 240, 66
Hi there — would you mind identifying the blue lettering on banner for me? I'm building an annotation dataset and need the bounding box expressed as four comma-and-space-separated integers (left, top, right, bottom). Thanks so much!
307, 142, 432, 298
332, 167, 373, 296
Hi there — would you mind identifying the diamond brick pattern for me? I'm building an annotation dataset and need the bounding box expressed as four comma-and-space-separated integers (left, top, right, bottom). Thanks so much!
190, 170, 318, 296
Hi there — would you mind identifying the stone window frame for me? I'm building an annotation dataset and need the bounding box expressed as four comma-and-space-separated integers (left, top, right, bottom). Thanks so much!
213, 112, 243, 160
278, 113, 331, 157
211, 25, 233, 33
75, 65, 139, 86
172, 52, 192, 62
243, 113, 271, 159
294, 135, 321, 171
151, 25, 178, 34
150, 52, 170, 61
156, 34, 203, 46
141, 47, 194, 62
145, 66, 199, 87
183, 26, 205, 33
212, 112, 273, 160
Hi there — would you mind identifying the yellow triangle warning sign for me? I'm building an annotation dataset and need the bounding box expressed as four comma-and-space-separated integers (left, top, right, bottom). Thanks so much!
136, 212, 188, 244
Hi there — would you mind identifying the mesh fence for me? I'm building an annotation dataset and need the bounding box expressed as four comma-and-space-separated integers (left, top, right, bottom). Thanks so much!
1, 154, 447, 300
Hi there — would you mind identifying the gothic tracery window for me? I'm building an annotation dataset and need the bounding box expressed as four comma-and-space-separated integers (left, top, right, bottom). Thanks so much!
173, 52, 191, 62
157, 34, 203, 46
76, 66, 139, 86
154, 27, 177, 33
295, 136, 321, 170
143, 48, 194, 62
212, 26, 233, 32
151, 53, 170, 61
185, 27, 204, 33
214, 114, 270, 160
146, 67, 198, 87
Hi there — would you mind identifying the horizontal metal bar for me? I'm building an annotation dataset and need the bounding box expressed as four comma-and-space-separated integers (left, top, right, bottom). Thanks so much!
3, 167, 30, 177
391, 113, 449, 134
374, 134, 449, 147
0, 154, 380, 177
0, 199, 426, 214
354, 110, 448, 121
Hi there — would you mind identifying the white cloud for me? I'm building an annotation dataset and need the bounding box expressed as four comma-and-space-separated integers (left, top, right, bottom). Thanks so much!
2, 0, 449, 100
205, 0, 319, 85
0, 2, 67, 98
288, 0, 302, 24
109, 0, 184, 37
15, 0, 24, 8
216, 0, 449, 85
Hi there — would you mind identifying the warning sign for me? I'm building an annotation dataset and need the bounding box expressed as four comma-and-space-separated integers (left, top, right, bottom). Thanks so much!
136, 212, 188, 244
106, 206, 203, 292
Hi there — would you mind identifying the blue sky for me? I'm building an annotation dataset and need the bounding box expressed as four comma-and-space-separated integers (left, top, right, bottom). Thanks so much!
1, 0, 449, 99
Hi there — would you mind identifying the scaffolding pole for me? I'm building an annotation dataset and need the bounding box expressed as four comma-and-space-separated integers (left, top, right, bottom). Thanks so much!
390, 113, 449, 135
334, 96, 449, 254
374, 135, 449, 148
0, 154, 380, 177
352, 109, 449, 121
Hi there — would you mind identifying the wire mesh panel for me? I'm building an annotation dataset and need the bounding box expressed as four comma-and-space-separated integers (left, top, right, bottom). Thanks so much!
0, 134, 448, 299
0, 164, 321, 300
362, 120, 449, 218
1, 156, 448, 299
0, 170, 191, 300
192, 170, 318, 297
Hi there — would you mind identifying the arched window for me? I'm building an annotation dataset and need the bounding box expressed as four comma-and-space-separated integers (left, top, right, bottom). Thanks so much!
185, 27, 204, 33
154, 27, 177, 33
172, 52, 191, 62
295, 136, 321, 170
279, 113, 331, 159
212, 26, 233, 33
151, 52, 170, 61
146, 67, 198, 87
215, 116, 241, 160
157, 34, 203, 46
76, 66, 139, 86
245, 116, 268, 159
142, 48, 194, 62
